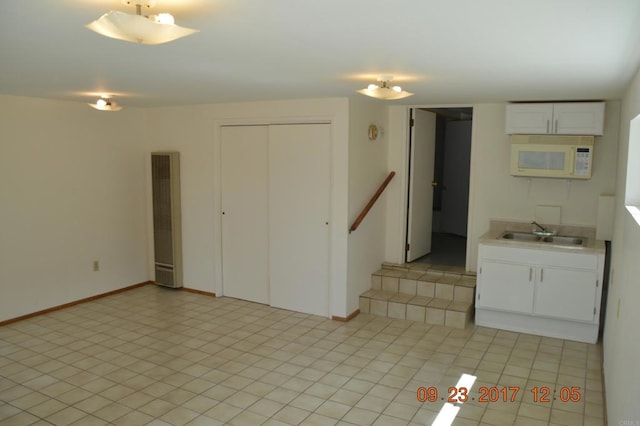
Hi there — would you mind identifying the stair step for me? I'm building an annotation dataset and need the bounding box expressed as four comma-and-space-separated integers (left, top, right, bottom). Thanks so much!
381, 261, 477, 277
363, 262, 477, 329
371, 268, 475, 302
359, 291, 473, 329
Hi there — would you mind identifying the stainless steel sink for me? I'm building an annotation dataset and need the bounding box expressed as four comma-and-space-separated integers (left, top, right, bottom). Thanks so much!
541, 235, 585, 246
499, 231, 586, 247
500, 231, 542, 242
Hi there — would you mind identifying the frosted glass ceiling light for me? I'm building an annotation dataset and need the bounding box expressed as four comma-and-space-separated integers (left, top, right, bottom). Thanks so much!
86, 1, 198, 45
357, 77, 413, 100
89, 96, 122, 111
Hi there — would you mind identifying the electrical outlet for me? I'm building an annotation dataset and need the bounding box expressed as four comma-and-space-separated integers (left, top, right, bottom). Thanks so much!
93, 260, 99, 272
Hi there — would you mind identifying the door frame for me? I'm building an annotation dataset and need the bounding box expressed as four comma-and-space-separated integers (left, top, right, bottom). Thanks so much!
386, 105, 476, 271
213, 117, 337, 317
405, 108, 436, 262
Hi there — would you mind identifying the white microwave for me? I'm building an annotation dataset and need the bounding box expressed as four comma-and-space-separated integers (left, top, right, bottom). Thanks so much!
510, 135, 594, 179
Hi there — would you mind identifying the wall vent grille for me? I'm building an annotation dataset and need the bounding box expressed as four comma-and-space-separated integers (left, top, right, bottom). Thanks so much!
151, 152, 182, 288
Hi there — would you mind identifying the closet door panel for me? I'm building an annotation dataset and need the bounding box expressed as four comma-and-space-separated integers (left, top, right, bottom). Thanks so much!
220, 126, 269, 304
268, 124, 331, 317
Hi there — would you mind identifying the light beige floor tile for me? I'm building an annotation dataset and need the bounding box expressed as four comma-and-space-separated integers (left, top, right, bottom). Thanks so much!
247, 398, 285, 417
203, 402, 243, 423
266, 387, 301, 404
43, 406, 87, 426
1, 411, 42, 426
313, 400, 350, 419
290, 393, 325, 412
300, 412, 338, 426
8, 391, 49, 410
0, 286, 608, 426
382, 400, 419, 420
482, 408, 517, 425
111, 410, 154, 426
549, 408, 584, 425
93, 402, 132, 423
160, 406, 200, 425
181, 395, 219, 414
225, 390, 261, 409
373, 414, 409, 425
138, 399, 177, 418
272, 405, 312, 424
355, 394, 389, 413
27, 398, 67, 418
399, 279, 417, 295
342, 407, 380, 425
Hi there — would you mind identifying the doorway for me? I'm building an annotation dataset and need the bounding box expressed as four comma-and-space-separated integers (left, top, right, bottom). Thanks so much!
405, 107, 473, 267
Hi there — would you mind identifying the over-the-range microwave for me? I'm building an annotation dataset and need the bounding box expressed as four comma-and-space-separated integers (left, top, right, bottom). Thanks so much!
510, 135, 594, 179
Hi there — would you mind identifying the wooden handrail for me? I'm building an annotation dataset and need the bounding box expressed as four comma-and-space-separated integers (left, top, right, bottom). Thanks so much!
349, 171, 395, 234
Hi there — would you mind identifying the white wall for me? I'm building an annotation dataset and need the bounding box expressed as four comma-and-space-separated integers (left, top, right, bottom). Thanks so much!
466, 102, 619, 270
603, 68, 640, 423
0, 95, 148, 322
144, 98, 352, 317
386, 103, 620, 271
347, 98, 389, 315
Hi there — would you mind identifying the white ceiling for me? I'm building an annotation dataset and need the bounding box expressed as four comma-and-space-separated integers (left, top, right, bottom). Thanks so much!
2, 0, 640, 108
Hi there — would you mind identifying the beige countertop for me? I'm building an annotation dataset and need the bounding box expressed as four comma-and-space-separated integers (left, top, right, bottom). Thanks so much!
479, 220, 605, 255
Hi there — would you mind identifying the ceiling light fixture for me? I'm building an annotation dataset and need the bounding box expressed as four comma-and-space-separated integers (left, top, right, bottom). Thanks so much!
89, 96, 122, 111
86, 1, 198, 45
357, 77, 413, 100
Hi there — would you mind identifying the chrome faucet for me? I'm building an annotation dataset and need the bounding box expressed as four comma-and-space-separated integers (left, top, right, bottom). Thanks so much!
531, 221, 546, 233
531, 221, 554, 236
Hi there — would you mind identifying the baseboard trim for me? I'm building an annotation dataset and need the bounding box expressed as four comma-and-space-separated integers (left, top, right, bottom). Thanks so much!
332, 309, 360, 322
600, 345, 608, 425
0, 281, 153, 326
181, 287, 216, 297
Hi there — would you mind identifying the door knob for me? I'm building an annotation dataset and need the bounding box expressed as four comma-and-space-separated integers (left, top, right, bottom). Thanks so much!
432, 181, 438, 188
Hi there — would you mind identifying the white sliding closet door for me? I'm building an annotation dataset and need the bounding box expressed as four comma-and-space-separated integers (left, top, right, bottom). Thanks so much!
268, 124, 331, 317
220, 126, 269, 304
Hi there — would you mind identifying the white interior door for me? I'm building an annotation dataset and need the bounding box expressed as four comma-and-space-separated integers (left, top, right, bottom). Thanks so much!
406, 109, 437, 262
268, 124, 330, 317
220, 126, 269, 304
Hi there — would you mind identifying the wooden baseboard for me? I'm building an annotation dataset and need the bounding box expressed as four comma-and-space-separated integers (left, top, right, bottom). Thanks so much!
332, 309, 360, 322
181, 287, 216, 297
0, 281, 153, 326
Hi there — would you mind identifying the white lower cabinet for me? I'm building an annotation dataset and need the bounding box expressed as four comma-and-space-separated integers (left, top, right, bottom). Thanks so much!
476, 243, 603, 343
477, 261, 534, 314
533, 266, 597, 322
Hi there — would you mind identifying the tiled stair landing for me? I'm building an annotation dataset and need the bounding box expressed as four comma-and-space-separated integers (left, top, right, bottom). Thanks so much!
359, 262, 476, 328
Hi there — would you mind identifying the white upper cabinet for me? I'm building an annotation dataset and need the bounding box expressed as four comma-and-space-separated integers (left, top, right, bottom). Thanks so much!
506, 102, 605, 135
505, 103, 553, 134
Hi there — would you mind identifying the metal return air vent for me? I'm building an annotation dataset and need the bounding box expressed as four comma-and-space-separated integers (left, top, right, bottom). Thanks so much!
151, 152, 182, 288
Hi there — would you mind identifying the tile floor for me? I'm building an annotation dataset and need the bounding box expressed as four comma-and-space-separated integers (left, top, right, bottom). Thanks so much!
412, 233, 467, 268
0, 285, 605, 425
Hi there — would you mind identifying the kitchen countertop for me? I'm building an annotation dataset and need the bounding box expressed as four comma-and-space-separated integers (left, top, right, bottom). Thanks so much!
479, 220, 605, 254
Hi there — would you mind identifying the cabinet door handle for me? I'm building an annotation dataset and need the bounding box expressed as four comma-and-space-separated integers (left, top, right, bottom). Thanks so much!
540, 268, 544, 282
554, 119, 558, 133
529, 267, 532, 282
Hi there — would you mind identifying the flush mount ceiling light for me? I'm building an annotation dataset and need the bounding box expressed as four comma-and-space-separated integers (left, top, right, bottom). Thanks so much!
89, 96, 122, 111
86, 1, 198, 45
357, 77, 413, 100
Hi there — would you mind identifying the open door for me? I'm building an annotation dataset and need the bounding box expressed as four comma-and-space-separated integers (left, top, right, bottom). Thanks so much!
406, 109, 437, 262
